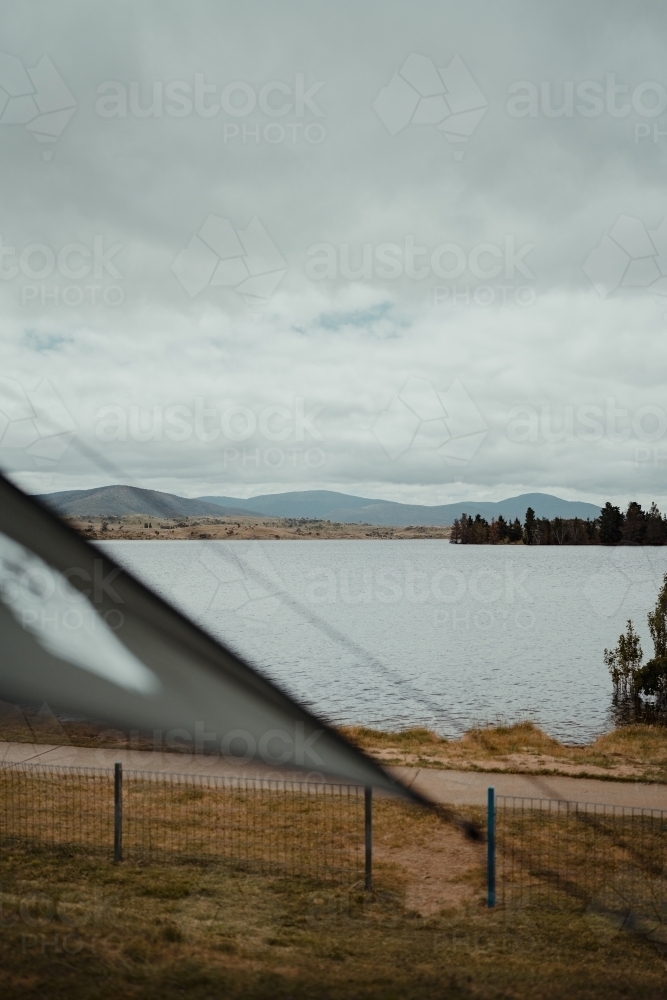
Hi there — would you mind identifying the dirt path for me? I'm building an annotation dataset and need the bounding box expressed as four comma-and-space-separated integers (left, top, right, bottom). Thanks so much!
392, 765, 667, 809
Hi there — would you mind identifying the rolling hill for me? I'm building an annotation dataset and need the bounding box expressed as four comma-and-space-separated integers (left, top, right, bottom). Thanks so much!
36, 485, 602, 526
37, 485, 255, 519
198, 490, 602, 526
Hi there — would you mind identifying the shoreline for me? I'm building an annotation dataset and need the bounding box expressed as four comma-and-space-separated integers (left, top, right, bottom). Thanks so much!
3, 711, 666, 784
63, 513, 452, 541
56, 516, 667, 545
340, 721, 667, 783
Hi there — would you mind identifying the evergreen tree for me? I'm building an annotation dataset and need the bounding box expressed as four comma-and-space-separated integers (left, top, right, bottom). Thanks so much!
496, 515, 509, 542
523, 507, 536, 544
508, 518, 523, 543
622, 502, 646, 544
451, 501, 666, 546
598, 502, 624, 544
646, 503, 667, 545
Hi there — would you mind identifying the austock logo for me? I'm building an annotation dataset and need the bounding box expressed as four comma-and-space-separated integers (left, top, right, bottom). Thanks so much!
0, 53, 76, 161
0, 377, 76, 464
372, 376, 487, 466
583, 545, 659, 620
94, 73, 326, 146
373, 53, 487, 159
0, 884, 121, 957
583, 214, 667, 318
203, 546, 285, 625
0, 235, 124, 308
172, 214, 287, 304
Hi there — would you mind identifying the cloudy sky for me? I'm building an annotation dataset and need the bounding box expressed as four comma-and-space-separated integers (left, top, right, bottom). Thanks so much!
1, 0, 666, 508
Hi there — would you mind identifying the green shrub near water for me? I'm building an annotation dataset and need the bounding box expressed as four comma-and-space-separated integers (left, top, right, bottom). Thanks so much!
606, 574, 667, 705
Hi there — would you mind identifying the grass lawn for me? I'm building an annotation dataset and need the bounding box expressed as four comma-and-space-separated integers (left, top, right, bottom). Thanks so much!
1, 796, 666, 999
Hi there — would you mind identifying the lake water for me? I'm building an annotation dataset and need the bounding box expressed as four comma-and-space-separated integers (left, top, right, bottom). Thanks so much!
98, 540, 667, 743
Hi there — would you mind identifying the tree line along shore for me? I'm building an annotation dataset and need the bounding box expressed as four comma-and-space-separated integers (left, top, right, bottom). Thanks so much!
61, 500, 667, 544
451, 500, 667, 545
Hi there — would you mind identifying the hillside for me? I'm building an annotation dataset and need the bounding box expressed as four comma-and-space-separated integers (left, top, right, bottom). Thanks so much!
198, 490, 602, 527
37, 485, 254, 518
35, 485, 602, 526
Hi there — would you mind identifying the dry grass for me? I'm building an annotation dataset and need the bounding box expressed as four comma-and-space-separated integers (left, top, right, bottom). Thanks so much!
64, 513, 451, 541
4, 704, 667, 782
341, 721, 667, 782
0, 768, 365, 882
1, 772, 666, 997
496, 803, 667, 919
1, 806, 666, 999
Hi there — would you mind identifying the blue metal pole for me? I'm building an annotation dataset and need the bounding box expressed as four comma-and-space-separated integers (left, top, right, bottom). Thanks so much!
487, 786, 495, 907
364, 787, 372, 891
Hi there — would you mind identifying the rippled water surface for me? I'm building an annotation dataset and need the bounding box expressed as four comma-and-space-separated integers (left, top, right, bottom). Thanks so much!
99, 540, 667, 742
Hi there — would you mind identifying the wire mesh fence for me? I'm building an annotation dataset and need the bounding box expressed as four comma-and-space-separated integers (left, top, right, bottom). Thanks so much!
0, 762, 366, 883
496, 795, 667, 931
0, 762, 114, 856
8, 760, 666, 920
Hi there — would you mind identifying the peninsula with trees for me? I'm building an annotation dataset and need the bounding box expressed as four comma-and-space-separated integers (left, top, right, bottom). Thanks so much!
451, 501, 667, 545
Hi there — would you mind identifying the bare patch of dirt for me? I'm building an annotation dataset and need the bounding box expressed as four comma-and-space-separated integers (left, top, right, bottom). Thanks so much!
455, 754, 645, 779
374, 813, 485, 917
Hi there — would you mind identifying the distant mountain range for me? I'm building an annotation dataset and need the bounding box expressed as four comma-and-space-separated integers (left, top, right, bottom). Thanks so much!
201, 490, 602, 525
37, 485, 253, 519
37, 485, 603, 526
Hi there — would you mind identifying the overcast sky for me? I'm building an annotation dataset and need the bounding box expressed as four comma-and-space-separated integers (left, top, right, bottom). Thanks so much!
1, 0, 666, 508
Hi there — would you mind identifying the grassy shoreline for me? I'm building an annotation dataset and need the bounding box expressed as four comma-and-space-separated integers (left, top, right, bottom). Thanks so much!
340, 721, 667, 783
3, 709, 667, 784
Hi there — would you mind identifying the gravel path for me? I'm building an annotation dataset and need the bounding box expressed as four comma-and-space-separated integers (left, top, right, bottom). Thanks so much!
2, 741, 667, 809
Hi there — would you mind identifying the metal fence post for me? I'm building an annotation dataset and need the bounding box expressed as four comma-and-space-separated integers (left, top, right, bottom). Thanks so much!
114, 763, 123, 863
364, 786, 372, 891
487, 786, 495, 907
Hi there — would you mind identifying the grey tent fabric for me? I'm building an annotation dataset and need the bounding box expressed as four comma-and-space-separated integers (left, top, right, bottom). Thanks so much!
0, 472, 420, 799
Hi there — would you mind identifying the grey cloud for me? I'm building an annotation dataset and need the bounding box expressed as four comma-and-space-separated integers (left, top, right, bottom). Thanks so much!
0, 0, 666, 509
